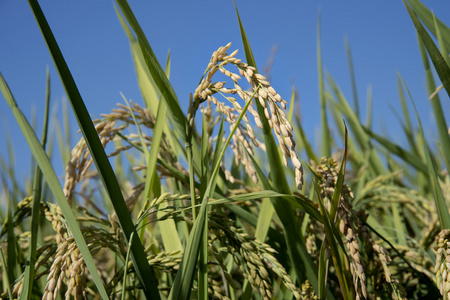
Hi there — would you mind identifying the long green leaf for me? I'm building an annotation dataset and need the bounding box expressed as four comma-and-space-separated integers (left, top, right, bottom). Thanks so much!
0, 248, 13, 300
317, 244, 329, 299
365, 85, 373, 129
26, 1, 159, 298
404, 1, 450, 98
400, 68, 450, 229
197, 115, 210, 299
317, 125, 351, 298
415, 26, 450, 174
234, 2, 327, 296
406, 0, 450, 50
115, 0, 202, 189
315, 179, 350, 300
0, 73, 109, 300
168, 78, 259, 300
327, 74, 386, 176
345, 37, 359, 119
114, 0, 187, 142
395, 73, 417, 154
363, 126, 428, 175
115, 8, 178, 157
5, 190, 16, 288
295, 115, 318, 164
20, 68, 51, 300
318, 10, 331, 157
433, 13, 450, 67
149, 102, 183, 252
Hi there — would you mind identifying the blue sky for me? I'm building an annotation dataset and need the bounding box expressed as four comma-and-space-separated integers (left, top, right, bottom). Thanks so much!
0, 1, 449, 182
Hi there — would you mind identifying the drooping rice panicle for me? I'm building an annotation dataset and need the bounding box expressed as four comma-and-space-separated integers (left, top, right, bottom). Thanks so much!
435, 229, 450, 299
192, 43, 303, 189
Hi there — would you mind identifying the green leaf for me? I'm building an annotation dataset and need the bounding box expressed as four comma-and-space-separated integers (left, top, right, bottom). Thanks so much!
314, 178, 350, 300
20, 68, 51, 300
25, 1, 160, 298
395, 73, 417, 154
318, 10, 331, 157
115, 9, 178, 157
295, 115, 318, 164
404, 1, 450, 98
234, 2, 325, 294
287, 86, 296, 124
115, 0, 187, 142
365, 85, 373, 129
363, 126, 428, 175
169, 80, 259, 300
327, 73, 386, 176
414, 22, 450, 175
345, 37, 359, 119
317, 245, 329, 299
0, 72, 109, 300
406, 0, 450, 51
0, 248, 13, 300
150, 102, 183, 252
400, 67, 450, 229
6, 192, 16, 287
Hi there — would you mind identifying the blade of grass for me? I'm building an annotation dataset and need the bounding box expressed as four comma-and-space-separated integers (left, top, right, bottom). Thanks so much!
433, 13, 450, 67
406, 0, 450, 50
401, 45, 450, 176
115, 0, 202, 189
4, 132, 23, 203
25, 1, 160, 298
210, 117, 225, 196
365, 85, 373, 129
318, 9, 331, 157
114, 0, 187, 142
363, 126, 428, 175
6, 190, 16, 287
234, 3, 325, 293
314, 180, 350, 300
402, 69, 450, 229
115, 8, 178, 156
62, 98, 71, 166
326, 94, 363, 175
327, 73, 386, 176
146, 101, 183, 252
120, 51, 182, 251
317, 244, 329, 299
395, 73, 417, 154
415, 27, 450, 171
168, 82, 260, 300
211, 191, 322, 222
0, 248, 13, 300
329, 122, 348, 221
0, 73, 109, 299
345, 36, 359, 119
316, 124, 353, 300
20, 68, 51, 300
197, 114, 210, 299
54, 99, 71, 169
240, 146, 277, 298
404, 1, 450, 98
295, 115, 318, 164
122, 232, 134, 300
313, 134, 353, 298
255, 198, 274, 240
287, 86, 296, 124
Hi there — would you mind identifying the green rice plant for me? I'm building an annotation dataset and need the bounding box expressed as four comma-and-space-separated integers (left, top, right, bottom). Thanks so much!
1, 0, 450, 299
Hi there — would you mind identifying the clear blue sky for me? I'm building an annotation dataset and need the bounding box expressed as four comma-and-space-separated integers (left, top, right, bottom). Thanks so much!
1, 1, 449, 182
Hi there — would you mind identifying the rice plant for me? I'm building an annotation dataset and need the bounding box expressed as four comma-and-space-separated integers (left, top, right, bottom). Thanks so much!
0, 0, 450, 299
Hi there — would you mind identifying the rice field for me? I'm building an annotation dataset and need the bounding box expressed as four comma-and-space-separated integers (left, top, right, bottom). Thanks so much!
1, 0, 450, 299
